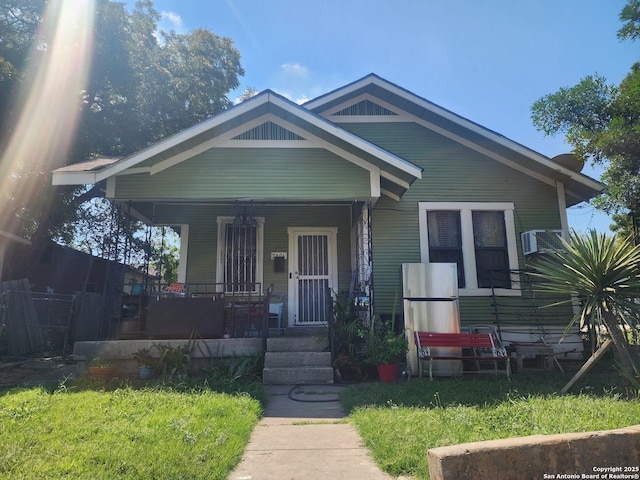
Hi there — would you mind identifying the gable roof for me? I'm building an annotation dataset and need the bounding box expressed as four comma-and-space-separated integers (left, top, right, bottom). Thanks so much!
53, 74, 603, 206
53, 90, 423, 200
305, 74, 603, 206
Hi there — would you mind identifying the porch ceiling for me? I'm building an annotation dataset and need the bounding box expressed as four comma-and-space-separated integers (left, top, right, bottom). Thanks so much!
123, 199, 357, 226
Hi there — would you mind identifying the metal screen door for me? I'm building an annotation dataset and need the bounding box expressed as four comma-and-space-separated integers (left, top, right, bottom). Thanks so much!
289, 230, 336, 325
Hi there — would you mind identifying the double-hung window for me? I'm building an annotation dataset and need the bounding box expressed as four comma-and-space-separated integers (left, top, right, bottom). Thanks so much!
419, 202, 519, 296
216, 217, 264, 294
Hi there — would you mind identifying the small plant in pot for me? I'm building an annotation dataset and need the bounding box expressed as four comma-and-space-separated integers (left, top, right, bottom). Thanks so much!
332, 353, 362, 383
362, 296, 408, 383
87, 357, 116, 382
331, 295, 365, 383
132, 347, 156, 380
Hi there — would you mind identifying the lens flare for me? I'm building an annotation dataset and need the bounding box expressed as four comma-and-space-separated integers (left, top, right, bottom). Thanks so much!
0, 0, 95, 231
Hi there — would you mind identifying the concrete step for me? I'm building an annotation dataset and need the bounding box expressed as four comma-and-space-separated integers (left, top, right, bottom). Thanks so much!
267, 336, 328, 352
283, 326, 327, 337
262, 366, 334, 385
264, 351, 331, 368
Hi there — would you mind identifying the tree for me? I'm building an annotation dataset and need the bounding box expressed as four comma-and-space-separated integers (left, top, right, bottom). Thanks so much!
0, 0, 244, 278
531, 71, 640, 231
238, 86, 259, 102
618, 0, 640, 41
531, 229, 640, 380
150, 228, 179, 285
531, 1, 640, 236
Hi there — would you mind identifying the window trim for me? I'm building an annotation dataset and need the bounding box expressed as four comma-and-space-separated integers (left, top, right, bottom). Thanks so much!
216, 216, 265, 294
418, 202, 520, 296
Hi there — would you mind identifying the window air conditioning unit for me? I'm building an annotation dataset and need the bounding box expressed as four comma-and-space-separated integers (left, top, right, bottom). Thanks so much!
521, 230, 564, 255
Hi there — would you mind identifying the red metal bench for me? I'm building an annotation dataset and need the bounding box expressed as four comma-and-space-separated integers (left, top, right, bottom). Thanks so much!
414, 331, 511, 381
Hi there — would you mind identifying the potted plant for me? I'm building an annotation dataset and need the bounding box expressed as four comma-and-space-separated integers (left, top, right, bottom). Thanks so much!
362, 294, 408, 383
132, 347, 156, 379
331, 296, 365, 382
87, 357, 116, 382
332, 353, 362, 383
154, 343, 192, 380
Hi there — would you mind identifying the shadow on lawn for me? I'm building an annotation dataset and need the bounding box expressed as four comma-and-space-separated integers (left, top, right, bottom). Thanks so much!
339, 356, 634, 414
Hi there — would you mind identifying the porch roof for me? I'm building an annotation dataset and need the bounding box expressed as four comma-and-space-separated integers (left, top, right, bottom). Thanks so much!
52, 90, 423, 201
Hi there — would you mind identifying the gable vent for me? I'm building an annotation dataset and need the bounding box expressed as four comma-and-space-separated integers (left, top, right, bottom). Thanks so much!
334, 99, 398, 116
232, 121, 305, 141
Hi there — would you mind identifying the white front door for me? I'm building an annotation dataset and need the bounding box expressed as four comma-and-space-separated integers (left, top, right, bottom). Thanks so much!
287, 227, 338, 326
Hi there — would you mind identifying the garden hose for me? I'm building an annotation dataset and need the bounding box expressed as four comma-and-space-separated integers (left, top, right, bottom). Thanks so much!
287, 384, 346, 403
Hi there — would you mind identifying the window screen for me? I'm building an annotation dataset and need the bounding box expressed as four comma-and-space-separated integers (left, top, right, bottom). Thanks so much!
427, 210, 465, 288
472, 211, 510, 288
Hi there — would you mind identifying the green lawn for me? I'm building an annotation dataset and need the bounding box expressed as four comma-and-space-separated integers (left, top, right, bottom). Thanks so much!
341, 367, 640, 480
0, 384, 262, 479
1, 359, 638, 480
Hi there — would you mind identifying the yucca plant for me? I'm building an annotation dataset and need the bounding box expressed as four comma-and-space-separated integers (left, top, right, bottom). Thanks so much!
530, 229, 640, 379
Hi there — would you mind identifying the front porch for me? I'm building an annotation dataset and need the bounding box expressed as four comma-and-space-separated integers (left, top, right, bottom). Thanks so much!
115, 200, 374, 340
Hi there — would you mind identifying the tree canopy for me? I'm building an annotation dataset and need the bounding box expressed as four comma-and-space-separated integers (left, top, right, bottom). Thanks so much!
531, 1, 640, 235
0, 0, 244, 277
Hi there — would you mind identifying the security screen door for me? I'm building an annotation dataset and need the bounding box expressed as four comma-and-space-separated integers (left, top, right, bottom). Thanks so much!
288, 228, 337, 325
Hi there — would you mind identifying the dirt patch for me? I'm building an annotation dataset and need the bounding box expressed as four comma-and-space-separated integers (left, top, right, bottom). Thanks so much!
0, 357, 77, 389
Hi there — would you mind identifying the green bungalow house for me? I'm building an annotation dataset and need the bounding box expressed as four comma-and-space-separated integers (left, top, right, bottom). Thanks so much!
54, 74, 603, 381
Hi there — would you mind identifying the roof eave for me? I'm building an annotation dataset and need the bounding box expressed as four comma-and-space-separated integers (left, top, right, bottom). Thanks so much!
306, 74, 603, 196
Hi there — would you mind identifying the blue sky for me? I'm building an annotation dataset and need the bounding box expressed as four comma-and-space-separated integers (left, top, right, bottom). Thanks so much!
130, 0, 637, 233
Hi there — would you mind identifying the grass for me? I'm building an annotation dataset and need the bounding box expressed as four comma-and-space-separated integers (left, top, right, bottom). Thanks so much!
1, 354, 638, 479
0, 379, 263, 479
341, 362, 640, 480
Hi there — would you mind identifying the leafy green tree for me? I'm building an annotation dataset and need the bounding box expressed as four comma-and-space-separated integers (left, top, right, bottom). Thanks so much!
532, 230, 640, 379
151, 228, 180, 285
618, 0, 640, 41
531, 1, 640, 236
0, 0, 243, 279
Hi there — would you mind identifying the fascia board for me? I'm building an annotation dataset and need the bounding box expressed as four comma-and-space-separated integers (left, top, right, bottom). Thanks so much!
148, 114, 273, 175
267, 93, 422, 180
369, 77, 604, 192
94, 94, 271, 181
307, 74, 602, 194
52, 171, 99, 185
270, 114, 411, 194
140, 91, 421, 185
304, 74, 377, 110
98, 90, 420, 187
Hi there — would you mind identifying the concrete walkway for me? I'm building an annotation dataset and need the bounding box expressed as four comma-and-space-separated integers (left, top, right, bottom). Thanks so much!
229, 384, 397, 480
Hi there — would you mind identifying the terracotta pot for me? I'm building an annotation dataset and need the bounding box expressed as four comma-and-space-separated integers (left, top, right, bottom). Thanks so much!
87, 366, 116, 382
376, 363, 399, 383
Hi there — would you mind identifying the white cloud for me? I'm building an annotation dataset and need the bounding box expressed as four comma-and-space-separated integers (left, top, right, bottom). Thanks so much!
160, 11, 184, 31
272, 63, 317, 104
280, 63, 310, 79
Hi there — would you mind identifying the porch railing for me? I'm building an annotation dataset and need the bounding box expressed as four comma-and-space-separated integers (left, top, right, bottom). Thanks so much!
121, 282, 275, 346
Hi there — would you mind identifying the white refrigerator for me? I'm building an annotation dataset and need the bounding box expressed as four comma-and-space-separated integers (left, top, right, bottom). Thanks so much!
402, 263, 462, 377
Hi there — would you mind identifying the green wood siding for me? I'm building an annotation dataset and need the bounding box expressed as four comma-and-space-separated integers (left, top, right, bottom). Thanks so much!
348, 122, 565, 326
130, 119, 570, 330
114, 148, 371, 201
